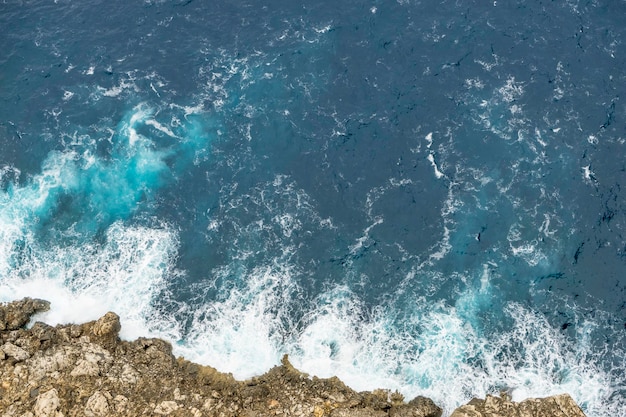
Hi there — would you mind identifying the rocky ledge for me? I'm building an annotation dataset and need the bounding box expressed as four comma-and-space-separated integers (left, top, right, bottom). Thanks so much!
0, 298, 586, 417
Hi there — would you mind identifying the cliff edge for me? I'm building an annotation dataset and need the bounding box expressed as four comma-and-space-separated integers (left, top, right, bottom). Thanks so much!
0, 298, 586, 417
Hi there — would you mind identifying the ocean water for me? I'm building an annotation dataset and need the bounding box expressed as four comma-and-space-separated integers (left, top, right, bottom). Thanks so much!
1, 0, 625, 415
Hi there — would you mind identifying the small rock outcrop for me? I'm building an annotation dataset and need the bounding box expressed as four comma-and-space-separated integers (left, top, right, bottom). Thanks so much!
450, 393, 586, 417
0, 298, 50, 331
0, 298, 586, 417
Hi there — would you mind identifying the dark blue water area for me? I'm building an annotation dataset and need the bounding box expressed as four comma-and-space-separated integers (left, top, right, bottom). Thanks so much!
1, 0, 626, 415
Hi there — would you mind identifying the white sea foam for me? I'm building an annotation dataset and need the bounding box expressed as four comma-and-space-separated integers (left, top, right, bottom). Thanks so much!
425, 132, 433, 148
498, 77, 524, 103
582, 165, 596, 184
98, 229, 619, 417
62, 90, 74, 101
427, 153, 444, 179
0, 222, 179, 339
145, 119, 179, 139
273, 213, 302, 238
349, 218, 384, 255
287, 286, 622, 417
172, 262, 298, 378
127, 105, 154, 146
1, 199, 622, 417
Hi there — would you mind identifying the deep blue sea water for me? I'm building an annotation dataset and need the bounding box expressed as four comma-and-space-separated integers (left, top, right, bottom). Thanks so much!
1, 0, 625, 415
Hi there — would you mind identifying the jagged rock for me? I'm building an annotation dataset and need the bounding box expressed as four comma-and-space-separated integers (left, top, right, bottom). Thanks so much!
330, 408, 387, 417
449, 393, 586, 417
91, 312, 120, 337
154, 400, 180, 414
390, 395, 442, 417
1, 342, 30, 361
408, 396, 443, 417
69, 342, 113, 377
0, 299, 587, 417
84, 390, 111, 417
33, 388, 62, 417
0, 298, 50, 331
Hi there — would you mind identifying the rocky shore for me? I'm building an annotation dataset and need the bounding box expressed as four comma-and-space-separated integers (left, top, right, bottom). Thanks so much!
0, 298, 587, 417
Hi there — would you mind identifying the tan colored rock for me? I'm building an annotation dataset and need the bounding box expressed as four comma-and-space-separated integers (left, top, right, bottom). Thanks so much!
69, 359, 99, 377
173, 387, 187, 401
117, 362, 139, 385
33, 388, 62, 417
154, 400, 180, 414
0, 299, 587, 417
113, 395, 129, 413
28, 346, 77, 381
69, 343, 112, 377
91, 312, 120, 338
0, 298, 50, 331
331, 408, 387, 417
388, 396, 442, 417
1, 342, 30, 361
450, 393, 586, 417
84, 391, 111, 417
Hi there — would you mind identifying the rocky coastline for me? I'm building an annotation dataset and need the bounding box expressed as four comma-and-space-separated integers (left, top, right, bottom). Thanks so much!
0, 298, 587, 417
